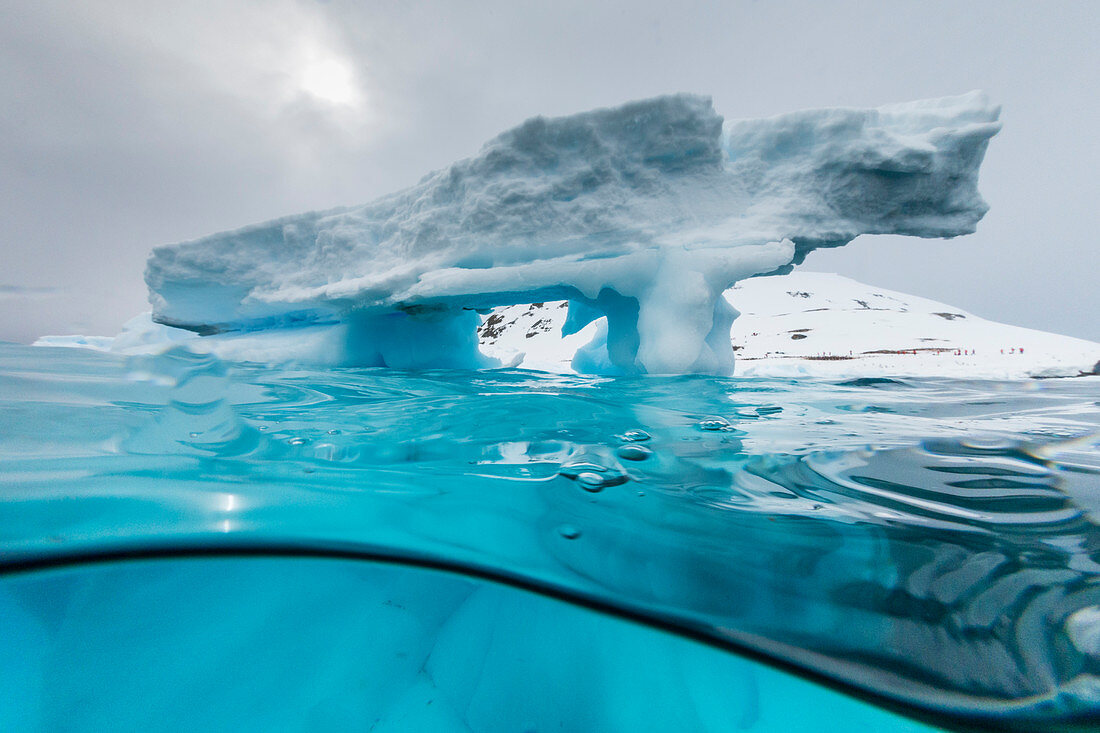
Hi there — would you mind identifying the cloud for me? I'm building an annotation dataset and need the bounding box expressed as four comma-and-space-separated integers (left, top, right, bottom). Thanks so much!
86, 2, 370, 117
0, 285, 62, 300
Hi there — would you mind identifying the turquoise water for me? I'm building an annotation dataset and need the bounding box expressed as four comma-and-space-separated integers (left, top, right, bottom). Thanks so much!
2, 344, 1100, 731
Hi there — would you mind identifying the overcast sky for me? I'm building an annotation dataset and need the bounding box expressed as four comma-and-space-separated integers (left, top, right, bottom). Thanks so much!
1, 0, 1097, 343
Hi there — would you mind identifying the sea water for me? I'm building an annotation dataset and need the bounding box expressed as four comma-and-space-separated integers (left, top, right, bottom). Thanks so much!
2, 343, 1099, 731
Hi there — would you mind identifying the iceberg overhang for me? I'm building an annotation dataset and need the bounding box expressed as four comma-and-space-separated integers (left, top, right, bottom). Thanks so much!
145, 92, 1000, 374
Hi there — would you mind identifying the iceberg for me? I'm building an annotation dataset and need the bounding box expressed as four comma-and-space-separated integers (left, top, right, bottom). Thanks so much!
145, 92, 1000, 374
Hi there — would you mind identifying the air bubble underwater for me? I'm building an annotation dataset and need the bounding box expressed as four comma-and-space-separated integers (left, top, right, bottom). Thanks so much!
557, 524, 582, 539
558, 455, 630, 493
575, 472, 608, 492
616, 444, 652, 461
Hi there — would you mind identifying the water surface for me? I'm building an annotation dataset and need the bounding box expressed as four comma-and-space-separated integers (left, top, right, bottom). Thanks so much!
2, 344, 1099, 731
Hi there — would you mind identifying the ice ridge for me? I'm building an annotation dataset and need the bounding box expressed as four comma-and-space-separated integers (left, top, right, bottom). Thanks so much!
145, 92, 1000, 374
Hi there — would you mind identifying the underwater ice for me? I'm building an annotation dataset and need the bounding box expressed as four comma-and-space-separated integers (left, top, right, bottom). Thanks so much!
146, 92, 1000, 374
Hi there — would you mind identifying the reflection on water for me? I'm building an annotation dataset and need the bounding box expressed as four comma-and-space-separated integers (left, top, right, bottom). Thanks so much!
2, 344, 1100, 730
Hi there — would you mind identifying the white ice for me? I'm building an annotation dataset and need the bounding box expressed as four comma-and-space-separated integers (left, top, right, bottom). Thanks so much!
141, 93, 1000, 374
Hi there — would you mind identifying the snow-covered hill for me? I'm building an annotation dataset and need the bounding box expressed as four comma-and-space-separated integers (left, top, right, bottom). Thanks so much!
479, 272, 1100, 379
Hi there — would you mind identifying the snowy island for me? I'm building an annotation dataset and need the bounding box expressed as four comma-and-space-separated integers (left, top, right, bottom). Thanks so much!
139, 92, 1004, 375
476, 272, 1100, 379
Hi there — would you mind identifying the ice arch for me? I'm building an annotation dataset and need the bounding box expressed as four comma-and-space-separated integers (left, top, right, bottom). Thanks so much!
145, 92, 1000, 374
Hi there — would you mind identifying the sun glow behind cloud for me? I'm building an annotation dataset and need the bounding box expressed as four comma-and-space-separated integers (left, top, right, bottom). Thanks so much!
298, 54, 362, 107
90, 1, 371, 122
